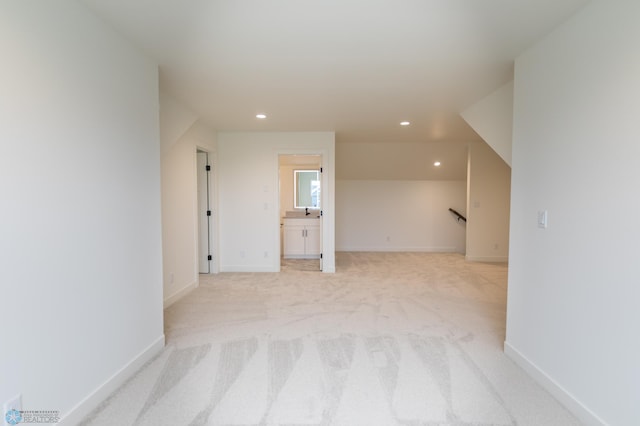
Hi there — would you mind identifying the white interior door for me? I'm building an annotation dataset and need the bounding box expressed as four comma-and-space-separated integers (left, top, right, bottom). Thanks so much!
197, 151, 211, 273
319, 165, 323, 271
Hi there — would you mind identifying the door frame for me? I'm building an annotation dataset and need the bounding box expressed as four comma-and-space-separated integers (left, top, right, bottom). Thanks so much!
276, 150, 327, 272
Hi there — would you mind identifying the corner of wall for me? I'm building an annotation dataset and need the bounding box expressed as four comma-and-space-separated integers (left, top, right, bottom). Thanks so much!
159, 91, 198, 153
504, 342, 607, 426
59, 335, 165, 425
163, 279, 198, 308
461, 81, 514, 167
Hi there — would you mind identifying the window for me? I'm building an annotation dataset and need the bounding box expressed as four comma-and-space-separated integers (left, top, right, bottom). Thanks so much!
294, 170, 320, 209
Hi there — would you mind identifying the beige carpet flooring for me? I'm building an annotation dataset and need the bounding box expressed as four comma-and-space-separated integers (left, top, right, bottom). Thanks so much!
81, 252, 579, 425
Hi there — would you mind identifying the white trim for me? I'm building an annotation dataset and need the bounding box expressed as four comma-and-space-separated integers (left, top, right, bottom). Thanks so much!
220, 265, 280, 273
337, 247, 459, 253
465, 255, 509, 262
504, 341, 608, 426
59, 335, 165, 425
163, 280, 197, 308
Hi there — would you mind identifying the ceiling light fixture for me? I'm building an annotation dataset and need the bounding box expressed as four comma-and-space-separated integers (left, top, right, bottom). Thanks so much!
434, 161, 441, 167
256, 114, 267, 119
400, 121, 410, 126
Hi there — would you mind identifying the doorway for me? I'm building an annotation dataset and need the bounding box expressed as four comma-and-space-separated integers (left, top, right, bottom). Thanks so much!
278, 154, 323, 271
197, 149, 213, 274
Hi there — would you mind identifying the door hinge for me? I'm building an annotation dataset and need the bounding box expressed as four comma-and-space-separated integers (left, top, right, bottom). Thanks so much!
320, 167, 323, 173
208, 255, 212, 261
207, 210, 212, 216
320, 253, 323, 259
320, 210, 323, 217
206, 165, 211, 171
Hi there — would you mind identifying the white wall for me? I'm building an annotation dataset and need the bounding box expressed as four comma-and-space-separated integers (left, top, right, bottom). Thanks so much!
217, 132, 335, 272
336, 180, 466, 252
461, 81, 514, 167
336, 141, 468, 253
160, 101, 217, 307
465, 141, 511, 262
337, 142, 468, 181
506, 1, 640, 424
159, 91, 198, 154
0, 1, 163, 422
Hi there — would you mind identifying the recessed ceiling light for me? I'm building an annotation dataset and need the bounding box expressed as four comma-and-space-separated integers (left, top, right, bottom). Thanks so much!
400, 121, 410, 126
256, 114, 267, 119
434, 161, 441, 167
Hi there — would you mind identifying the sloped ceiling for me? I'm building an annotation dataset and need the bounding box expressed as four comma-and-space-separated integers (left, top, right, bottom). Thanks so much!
83, 0, 589, 175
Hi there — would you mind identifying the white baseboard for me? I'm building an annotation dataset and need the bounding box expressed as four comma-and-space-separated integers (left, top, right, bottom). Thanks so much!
465, 255, 508, 262
59, 335, 165, 425
220, 265, 279, 272
504, 341, 607, 426
164, 280, 197, 309
336, 246, 459, 253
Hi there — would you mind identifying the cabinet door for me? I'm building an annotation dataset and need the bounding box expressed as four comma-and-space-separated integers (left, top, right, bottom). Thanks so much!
304, 225, 321, 256
283, 225, 306, 257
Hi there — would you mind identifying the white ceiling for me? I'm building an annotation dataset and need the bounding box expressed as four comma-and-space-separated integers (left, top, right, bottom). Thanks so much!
83, 0, 589, 146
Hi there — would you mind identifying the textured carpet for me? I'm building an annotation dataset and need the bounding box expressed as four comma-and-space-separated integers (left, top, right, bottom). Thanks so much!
81, 252, 579, 425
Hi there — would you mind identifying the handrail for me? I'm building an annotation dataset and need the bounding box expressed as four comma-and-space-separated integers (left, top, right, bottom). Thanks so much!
449, 208, 467, 223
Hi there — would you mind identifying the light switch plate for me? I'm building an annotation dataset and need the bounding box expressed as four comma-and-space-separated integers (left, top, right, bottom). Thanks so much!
537, 210, 548, 229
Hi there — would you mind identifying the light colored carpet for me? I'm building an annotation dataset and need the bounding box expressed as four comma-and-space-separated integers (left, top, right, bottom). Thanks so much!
81, 252, 579, 426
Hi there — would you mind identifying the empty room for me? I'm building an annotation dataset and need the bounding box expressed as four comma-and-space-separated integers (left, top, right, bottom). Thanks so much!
2, 1, 639, 425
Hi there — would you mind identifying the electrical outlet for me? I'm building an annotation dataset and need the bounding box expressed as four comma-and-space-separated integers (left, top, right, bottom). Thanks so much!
3, 394, 22, 426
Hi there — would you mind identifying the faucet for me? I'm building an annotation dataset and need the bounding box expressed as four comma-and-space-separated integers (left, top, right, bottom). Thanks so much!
305, 207, 310, 216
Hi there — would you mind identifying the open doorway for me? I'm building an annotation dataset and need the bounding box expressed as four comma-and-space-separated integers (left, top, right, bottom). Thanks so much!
278, 155, 323, 271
